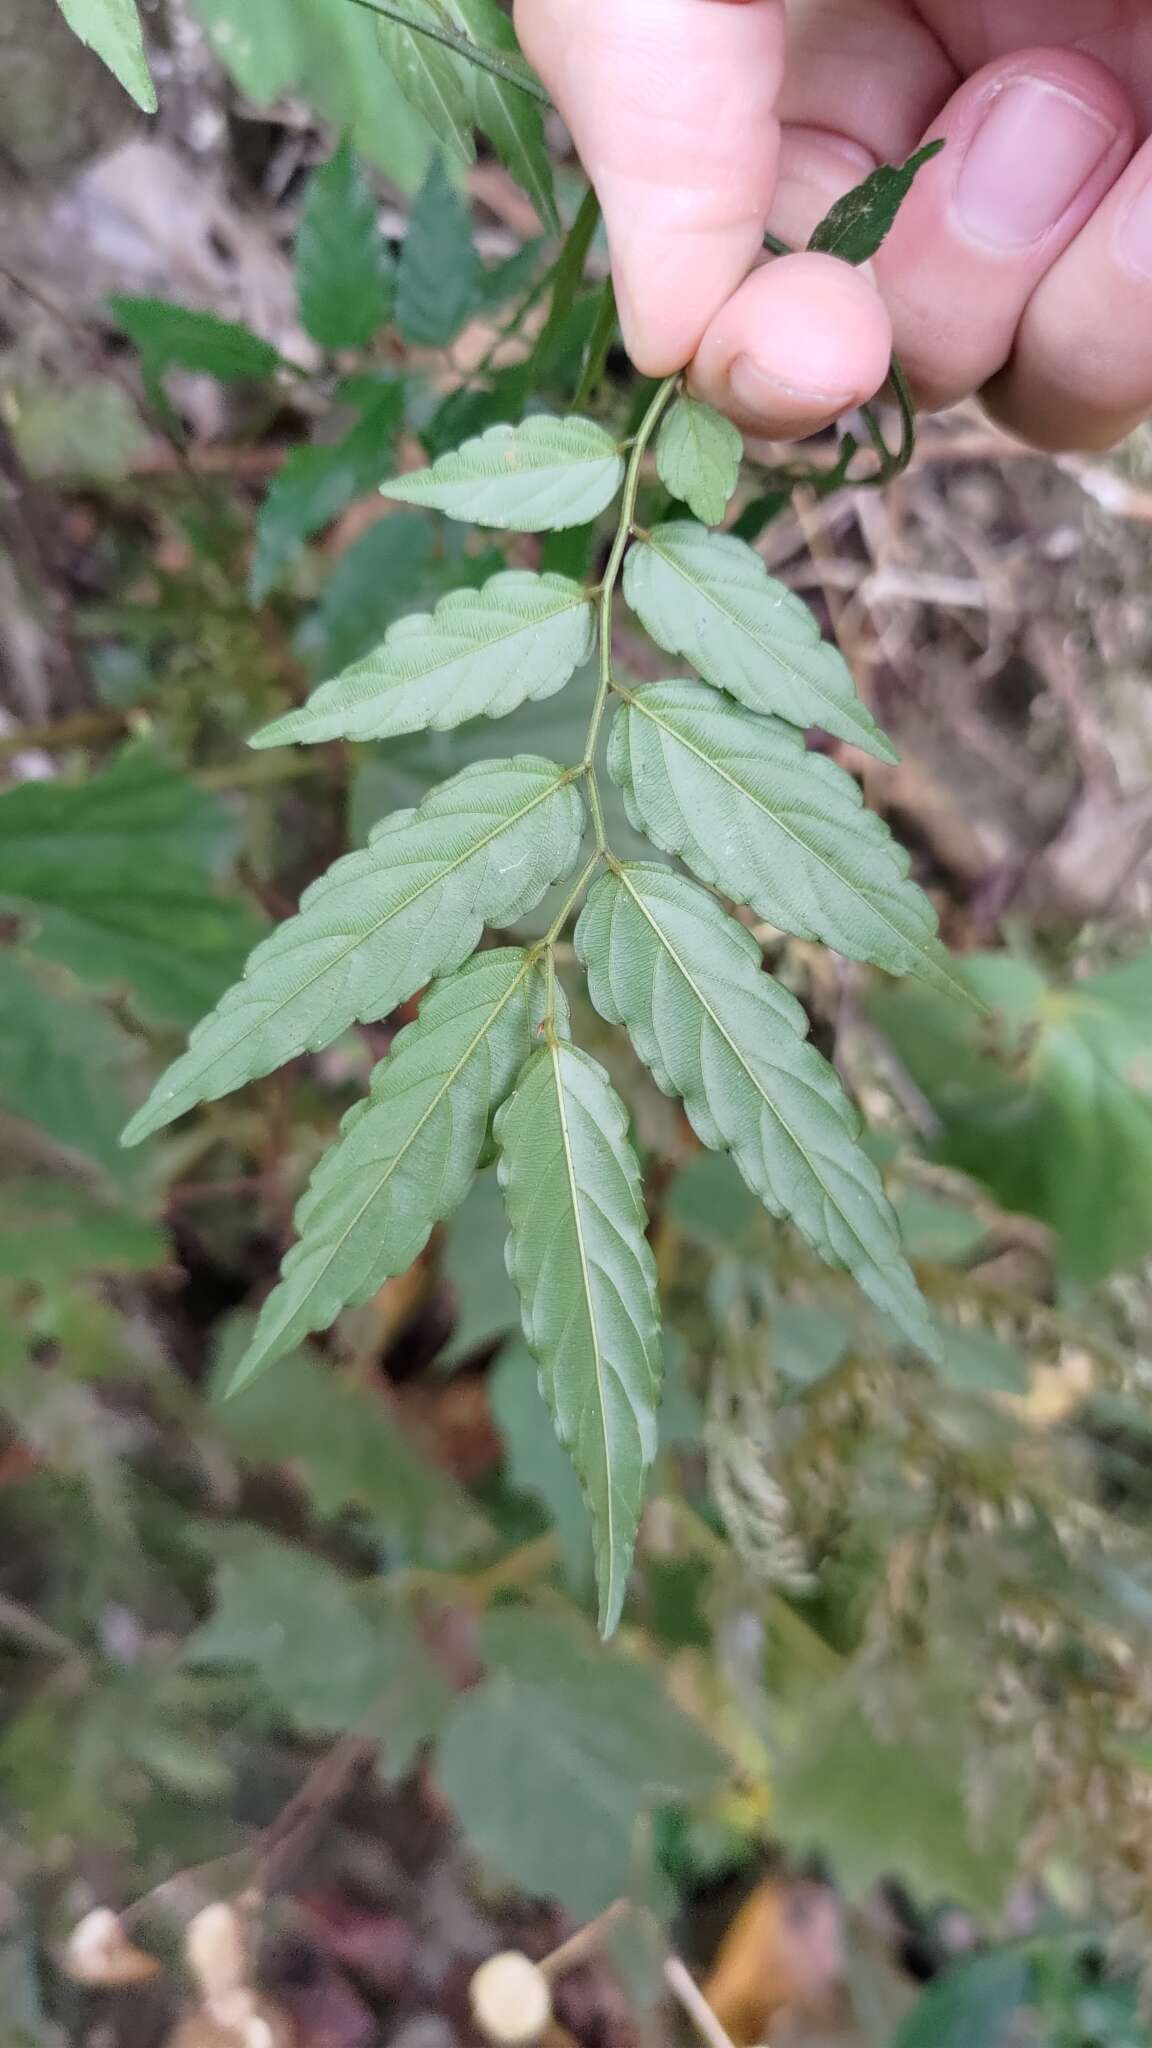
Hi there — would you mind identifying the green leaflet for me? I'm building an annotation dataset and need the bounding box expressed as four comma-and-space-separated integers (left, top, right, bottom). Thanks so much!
255, 571, 594, 747
296, 138, 394, 350
231, 951, 556, 1389
375, 0, 474, 166
869, 949, 1152, 1285
623, 523, 897, 762
496, 1042, 663, 1635
395, 152, 479, 348
55, 0, 156, 111
439, 0, 558, 233
123, 757, 584, 1144
109, 298, 279, 383
381, 416, 625, 531
608, 682, 962, 999
576, 866, 937, 1358
655, 399, 742, 527
0, 743, 260, 1027
809, 142, 945, 266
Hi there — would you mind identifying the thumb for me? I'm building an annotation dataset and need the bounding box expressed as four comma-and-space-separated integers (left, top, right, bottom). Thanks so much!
514, 0, 785, 375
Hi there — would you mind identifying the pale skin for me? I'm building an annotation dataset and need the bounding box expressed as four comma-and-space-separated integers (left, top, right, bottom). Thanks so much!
514, 0, 1152, 451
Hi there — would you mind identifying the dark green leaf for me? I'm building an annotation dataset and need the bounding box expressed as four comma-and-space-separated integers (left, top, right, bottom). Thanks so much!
869, 949, 1152, 1283
0, 956, 139, 1187
666, 1152, 759, 1249
250, 382, 404, 601
0, 745, 261, 1026
773, 1678, 1027, 1910
936, 1327, 1030, 1396
808, 142, 945, 265
185, 1529, 450, 1768
441, 1172, 520, 1366
295, 510, 436, 676
191, 0, 435, 186
0, 1182, 165, 1283
396, 153, 480, 347
55, 0, 156, 110
297, 137, 394, 349
489, 1338, 593, 1586
771, 1303, 851, 1387
892, 1953, 1032, 2048
109, 296, 279, 381
209, 1329, 484, 1556
437, 1609, 728, 1918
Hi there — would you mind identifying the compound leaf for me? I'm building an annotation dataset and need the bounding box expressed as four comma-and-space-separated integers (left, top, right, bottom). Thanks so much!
655, 399, 742, 527
232, 950, 558, 1390
255, 571, 594, 747
623, 523, 897, 762
396, 152, 479, 347
55, 0, 156, 111
296, 137, 394, 349
576, 866, 937, 1357
808, 142, 945, 266
609, 682, 962, 999
123, 756, 584, 1143
381, 415, 624, 531
109, 296, 279, 382
496, 1042, 663, 1635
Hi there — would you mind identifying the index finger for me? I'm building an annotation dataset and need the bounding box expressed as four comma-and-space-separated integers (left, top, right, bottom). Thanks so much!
514, 0, 785, 374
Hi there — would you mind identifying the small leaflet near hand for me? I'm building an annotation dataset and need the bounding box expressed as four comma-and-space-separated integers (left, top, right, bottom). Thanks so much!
808, 141, 946, 266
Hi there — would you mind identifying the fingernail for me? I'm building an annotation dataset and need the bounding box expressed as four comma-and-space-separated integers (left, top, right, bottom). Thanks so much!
955, 78, 1116, 249
729, 352, 854, 419
1115, 171, 1152, 281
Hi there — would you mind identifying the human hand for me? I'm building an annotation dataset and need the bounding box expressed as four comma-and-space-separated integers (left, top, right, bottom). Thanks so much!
514, 0, 1152, 451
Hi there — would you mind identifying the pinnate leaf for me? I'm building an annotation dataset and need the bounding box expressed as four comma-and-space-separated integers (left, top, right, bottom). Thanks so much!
255, 571, 594, 747
296, 138, 393, 349
655, 398, 742, 526
808, 142, 945, 266
381, 415, 624, 531
576, 866, 937, 1356
232, 951, 557, 1389
496, 1042, 663, 1634
623, 523, 897, 762
396, 152, 479, 347
123, 756, 584, 1143
55, 0, 156, 111
609, 682, 961, 998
